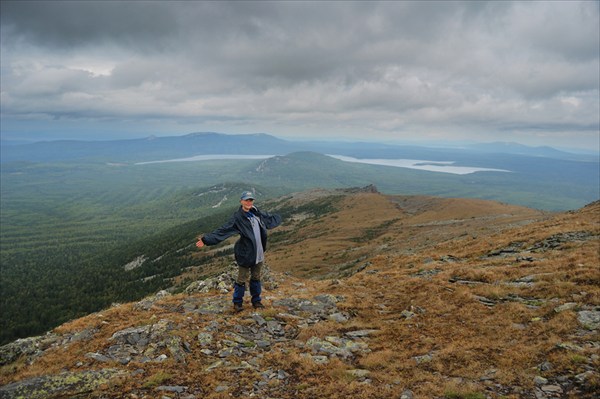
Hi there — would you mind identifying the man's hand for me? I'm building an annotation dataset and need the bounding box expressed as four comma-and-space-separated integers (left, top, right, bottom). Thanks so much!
196, 238, 205, 249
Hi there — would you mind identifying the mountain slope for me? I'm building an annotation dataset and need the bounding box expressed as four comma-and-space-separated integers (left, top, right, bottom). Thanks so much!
3, 136, 598, 213
245, 152, 599, 211
0, 132, 299, 163
3, 132, 595, 164
1, 190, 598, 398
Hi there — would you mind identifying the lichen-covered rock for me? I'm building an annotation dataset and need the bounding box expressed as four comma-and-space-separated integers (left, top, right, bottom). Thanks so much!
0, 334, 60, 366
185, 263, 278, 295
86, 319, 186, 365
0, 369, 124, 399
134, 289, 171, 311
305, 335, 369, 359
577, 310, 600, 330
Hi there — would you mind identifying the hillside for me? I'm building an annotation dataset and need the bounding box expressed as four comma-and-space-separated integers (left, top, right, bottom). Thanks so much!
3, 150, 595, 343
0, 133, 297, 163
1, 189, 598, 398
2, 132, 598, 211
2, 132, 596, 164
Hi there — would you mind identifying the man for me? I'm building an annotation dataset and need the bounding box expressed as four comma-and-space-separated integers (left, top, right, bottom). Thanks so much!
196, 191, 282, 312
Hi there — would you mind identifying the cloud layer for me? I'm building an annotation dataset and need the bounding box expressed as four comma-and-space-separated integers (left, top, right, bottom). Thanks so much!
1, 1, 598, 149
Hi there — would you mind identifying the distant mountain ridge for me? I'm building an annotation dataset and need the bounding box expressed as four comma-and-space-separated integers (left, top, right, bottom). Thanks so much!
2, 142, 599, 210
465, 141, 591, 160
1, 131, 595, 163
0, 132, 300, 163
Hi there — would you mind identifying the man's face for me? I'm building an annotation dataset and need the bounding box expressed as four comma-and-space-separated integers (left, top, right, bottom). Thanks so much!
241, 198, 254, 212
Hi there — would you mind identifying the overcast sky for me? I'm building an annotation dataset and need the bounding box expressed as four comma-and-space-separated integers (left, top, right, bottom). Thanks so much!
1, 1, 598, 150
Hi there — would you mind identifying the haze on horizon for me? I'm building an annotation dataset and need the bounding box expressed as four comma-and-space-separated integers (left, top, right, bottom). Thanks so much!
1, 1, 599, 152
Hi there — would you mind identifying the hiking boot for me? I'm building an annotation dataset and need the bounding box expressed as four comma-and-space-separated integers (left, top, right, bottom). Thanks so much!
252, 301, 265, 309
233, 303, 243, 313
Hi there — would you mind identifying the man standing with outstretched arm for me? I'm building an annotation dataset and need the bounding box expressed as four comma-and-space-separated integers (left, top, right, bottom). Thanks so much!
196, 191, 282, 312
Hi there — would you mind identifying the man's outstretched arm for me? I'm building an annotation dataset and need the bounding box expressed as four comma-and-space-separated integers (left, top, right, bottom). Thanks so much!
196, 216, 237, 248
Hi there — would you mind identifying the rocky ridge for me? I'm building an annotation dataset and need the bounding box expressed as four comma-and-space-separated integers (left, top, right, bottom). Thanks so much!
1, 265, 379, 398
1, 193, 598, 399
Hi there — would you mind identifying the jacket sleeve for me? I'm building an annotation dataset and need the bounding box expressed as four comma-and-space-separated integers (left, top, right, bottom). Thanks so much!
255, 207, 282, 229
201, 215, 239, 245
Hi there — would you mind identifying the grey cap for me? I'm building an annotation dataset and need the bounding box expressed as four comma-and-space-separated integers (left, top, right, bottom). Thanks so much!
240, 191, 255, 200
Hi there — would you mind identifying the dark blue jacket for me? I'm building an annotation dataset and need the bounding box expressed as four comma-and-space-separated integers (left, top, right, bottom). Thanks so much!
201, 206, 282, 267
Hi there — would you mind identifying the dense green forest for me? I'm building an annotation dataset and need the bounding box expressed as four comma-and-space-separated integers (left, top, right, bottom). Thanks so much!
0, 159, 273, 344
1, 152, 598, 344
0, 170, 338, 345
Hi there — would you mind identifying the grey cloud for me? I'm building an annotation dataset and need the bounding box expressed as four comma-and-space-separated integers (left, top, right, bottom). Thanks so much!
509, 1, 600, 62
0, 1, 179, 50
0, 1, 598, 148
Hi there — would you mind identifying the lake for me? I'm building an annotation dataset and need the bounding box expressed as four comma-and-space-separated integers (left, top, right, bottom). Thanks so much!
135, 154, 274, 165
327, 155, 510, 175
135, 153, 510, 175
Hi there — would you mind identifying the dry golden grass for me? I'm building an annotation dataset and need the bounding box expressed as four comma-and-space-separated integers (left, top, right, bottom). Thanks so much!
3, 194, 599, 398
295, 321, 341, 341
